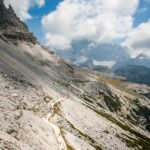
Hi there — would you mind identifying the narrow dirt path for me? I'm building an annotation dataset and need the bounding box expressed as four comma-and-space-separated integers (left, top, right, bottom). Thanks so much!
45, 97, 67, 150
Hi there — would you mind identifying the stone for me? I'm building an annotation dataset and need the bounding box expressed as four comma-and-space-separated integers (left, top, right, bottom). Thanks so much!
0, 0, 37, 43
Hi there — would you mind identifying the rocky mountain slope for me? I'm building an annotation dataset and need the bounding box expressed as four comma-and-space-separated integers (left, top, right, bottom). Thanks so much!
0, 1, 150, 150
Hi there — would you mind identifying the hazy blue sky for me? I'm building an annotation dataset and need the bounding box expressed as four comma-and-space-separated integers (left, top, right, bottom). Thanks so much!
134, 0, 150, 26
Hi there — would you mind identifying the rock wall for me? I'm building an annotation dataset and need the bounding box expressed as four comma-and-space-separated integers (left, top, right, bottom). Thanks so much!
0, 0, 37, 43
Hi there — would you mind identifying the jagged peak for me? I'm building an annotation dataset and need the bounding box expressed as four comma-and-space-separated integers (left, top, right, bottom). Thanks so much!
0, 0, 4, 4
8, 4, 15, 14
0, 0, 37, 44
136, 53, 149, 59
0, 0, 5, 9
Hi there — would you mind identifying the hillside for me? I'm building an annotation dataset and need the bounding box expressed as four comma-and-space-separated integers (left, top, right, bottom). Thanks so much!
0, 1, 150, 150
115, 65, 150, 86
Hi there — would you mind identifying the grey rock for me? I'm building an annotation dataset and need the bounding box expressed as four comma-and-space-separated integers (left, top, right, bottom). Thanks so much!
0, 0, 37, 43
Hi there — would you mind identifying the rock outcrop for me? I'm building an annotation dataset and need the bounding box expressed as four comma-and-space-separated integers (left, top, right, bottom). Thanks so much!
0, 0, 37, 43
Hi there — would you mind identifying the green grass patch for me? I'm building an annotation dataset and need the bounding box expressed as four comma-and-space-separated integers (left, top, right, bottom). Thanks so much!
64, 119, 103, 150
84, 102, 150, 149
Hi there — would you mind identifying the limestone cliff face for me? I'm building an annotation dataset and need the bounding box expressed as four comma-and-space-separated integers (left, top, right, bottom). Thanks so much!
0, 0, 37, 43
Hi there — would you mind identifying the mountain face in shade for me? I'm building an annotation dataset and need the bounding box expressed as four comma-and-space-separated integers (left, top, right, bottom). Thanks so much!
0, 0, 37, 43
56, 39, 150, 72
127, 54, 150, 69
55, 40, 130, 70
115, 65, 150, 86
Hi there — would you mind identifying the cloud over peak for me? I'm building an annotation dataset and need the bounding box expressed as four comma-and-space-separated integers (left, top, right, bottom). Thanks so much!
42, 0, 139, 50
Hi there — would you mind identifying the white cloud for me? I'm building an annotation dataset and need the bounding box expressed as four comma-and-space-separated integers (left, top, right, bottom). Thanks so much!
42, 0, 139, 50
4, 0, 45, 21
123, 21, 150, 58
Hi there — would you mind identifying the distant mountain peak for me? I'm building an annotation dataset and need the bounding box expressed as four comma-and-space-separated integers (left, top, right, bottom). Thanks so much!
0, 0, 37, 43
136, 53, 149, 60
8, 4, 15, 14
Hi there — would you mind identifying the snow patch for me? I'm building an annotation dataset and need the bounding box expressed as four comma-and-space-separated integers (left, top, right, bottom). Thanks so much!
93, 60, 116, 68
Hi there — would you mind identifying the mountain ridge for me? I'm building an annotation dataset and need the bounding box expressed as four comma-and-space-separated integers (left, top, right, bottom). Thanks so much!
0, 0, 37, 43
56, 40, 150, 86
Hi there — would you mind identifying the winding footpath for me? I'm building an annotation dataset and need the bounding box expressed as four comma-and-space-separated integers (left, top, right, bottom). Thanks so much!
44, 97, 67, 150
